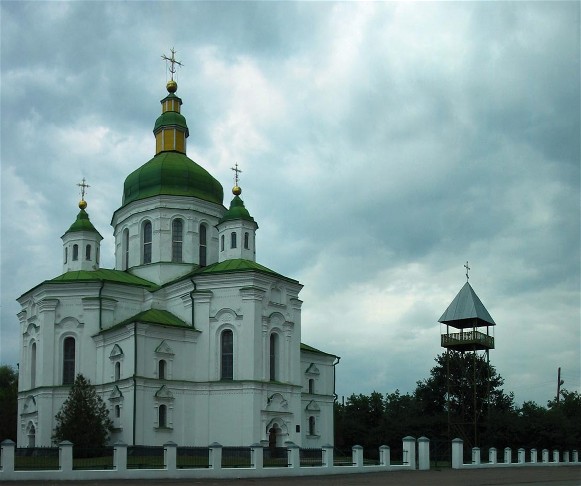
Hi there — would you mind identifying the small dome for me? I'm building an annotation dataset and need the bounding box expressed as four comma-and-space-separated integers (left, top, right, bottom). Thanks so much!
153, 111, 189, 136
122, 151, 224, 207
219, 195, 255, 224
64, 208, 102, 237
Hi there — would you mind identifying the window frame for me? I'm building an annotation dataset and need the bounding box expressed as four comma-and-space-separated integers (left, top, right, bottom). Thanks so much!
143, 221, 152, 264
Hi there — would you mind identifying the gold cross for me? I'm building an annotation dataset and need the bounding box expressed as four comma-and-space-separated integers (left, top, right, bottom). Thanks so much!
231, 163, 242, 187
77, 178, 90, 200
464, 261, 471, 281
161, 48, 183, 80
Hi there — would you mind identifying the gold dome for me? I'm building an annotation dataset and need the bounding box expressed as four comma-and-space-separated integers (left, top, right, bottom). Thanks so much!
232, 185, 242, 196
167, 79, 178, 93
79, 199, 87, 210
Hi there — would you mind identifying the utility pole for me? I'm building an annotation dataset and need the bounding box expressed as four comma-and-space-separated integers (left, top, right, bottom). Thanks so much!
556, 367, 564, 404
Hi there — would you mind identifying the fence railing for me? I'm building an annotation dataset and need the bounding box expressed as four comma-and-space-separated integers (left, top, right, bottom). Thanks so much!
14, 447, 59, 470
0, 438, 578, 481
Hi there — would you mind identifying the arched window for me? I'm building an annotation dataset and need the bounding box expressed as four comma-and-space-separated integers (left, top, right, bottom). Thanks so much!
72, 244, 79, 261
172, 219, 183, 263
30, 342, 36, 388
269, 334, 278, 381
309, 379, 315, 394
28, 424, 36, 448
63, 337, 75, 385
220, 235, 225, 252
64, 247, 68, 264
231, 232, 237, 249
96, 246, 100, 265
123, 229, 129, 270
244, 232, 249, 250
309, 416, 316, 436
115, 362, 121, 381
158, 359, 166, 380
115, 405, 121, 418
221, 330, 233, 380
85, 244, 91, 261
199, 224, 207, 267
159, 404, 167, 427
143, 221, 152, 264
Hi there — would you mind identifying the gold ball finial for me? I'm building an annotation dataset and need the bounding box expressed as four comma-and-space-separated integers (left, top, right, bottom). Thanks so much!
79, 199, 87, 210
232, 186, 242, 196
167, 79, 178, 93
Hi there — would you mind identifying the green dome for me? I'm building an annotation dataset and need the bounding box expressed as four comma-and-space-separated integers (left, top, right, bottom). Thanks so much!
219, 195, 255, 224
154, 111, 189, 135
64, 209, 103, 237
122, 151, 224, 207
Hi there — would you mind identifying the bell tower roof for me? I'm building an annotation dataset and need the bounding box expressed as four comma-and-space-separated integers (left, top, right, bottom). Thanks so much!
439, 281, 496, 328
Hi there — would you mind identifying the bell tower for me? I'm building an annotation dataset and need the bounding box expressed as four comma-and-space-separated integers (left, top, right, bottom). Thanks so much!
439, 263, 495, 447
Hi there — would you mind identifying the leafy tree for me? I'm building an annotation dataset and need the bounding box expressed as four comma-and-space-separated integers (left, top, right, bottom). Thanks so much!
0, 364, 18, 441
52, 374, 113, 449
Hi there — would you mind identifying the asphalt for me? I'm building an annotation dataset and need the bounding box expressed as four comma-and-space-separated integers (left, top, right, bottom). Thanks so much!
2, 466, 580, 486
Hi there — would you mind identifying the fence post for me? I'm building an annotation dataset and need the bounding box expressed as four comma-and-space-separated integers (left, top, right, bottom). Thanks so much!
114, 442, 127, 472
379, 445, 390, 467
530, 448, 537, 463
0, 440, 15, 474
59, 440, 73, 472
553, 449, 559, 463
518, 448, 525, 464
402, 436, 416, 469
472, 447, 481, 465
572, 450, 578, 463
164, 441, 177, 471
504, 447, 512, 464
286, 441, 300, 468
250, 443, 263, 470
542, 449, 549, 463
563, 451, 569, 463
209, 442, 222, 470
451, 438, 463, 469
418, 437, 430, 470
351, 445, 363, 468
322, 444, 334, 467
489, 447, 497, 464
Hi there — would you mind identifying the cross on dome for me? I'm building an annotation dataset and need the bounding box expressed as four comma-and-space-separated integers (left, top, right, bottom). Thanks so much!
464, 261, 471, 281
77, 178, 90, 209
161, 48, 183, 81
231, 163, 242, 196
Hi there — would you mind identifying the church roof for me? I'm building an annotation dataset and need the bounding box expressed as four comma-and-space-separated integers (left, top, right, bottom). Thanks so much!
300, 343, 338, 358
438, 281, 496, 328
63, 208, 103, 238
96, 308, 196, 336
49, 269, 159, 291
122, 151, 224, 208
195, 258, 298, 283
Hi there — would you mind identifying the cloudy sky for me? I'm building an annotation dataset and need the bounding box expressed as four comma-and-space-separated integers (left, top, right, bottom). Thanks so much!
1, 1, 579, 406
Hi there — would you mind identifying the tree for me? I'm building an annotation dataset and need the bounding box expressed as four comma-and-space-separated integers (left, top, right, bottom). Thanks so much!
414, 351, 514, 445
0, 364, 18, 441
52, 374, 113, 449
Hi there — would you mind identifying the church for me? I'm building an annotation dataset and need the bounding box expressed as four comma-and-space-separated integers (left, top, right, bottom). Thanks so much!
16, 54, 339, 448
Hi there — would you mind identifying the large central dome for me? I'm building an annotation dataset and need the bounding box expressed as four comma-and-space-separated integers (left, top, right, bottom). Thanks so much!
122, 151, 224, 206
120, 80, 224, 208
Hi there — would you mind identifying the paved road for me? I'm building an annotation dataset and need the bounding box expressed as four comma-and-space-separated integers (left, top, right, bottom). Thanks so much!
3, 466, 580, 486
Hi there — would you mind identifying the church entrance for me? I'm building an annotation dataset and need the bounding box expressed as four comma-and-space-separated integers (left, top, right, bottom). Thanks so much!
27, 423, 36, 447
268, 423, 284, 459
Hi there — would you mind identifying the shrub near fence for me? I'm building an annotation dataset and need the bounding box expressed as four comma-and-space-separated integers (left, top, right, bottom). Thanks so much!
73, 446, 114, 470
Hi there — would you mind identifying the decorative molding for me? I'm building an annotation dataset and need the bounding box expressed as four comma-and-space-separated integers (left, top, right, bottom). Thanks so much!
155, 340, 174, 356
109, 344, 124, 359
305, 363, 320, 375
154, 385, 174, 401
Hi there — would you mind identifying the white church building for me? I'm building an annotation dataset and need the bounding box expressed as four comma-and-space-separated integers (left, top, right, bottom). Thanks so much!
16, 62, 339, 449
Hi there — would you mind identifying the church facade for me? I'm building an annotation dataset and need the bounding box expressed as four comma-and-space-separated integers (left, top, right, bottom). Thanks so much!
16, 69, 338, 448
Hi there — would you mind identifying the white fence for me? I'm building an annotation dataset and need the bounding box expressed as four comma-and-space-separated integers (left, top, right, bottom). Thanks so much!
451, 438, 579, 469
1, 437, 578, 481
